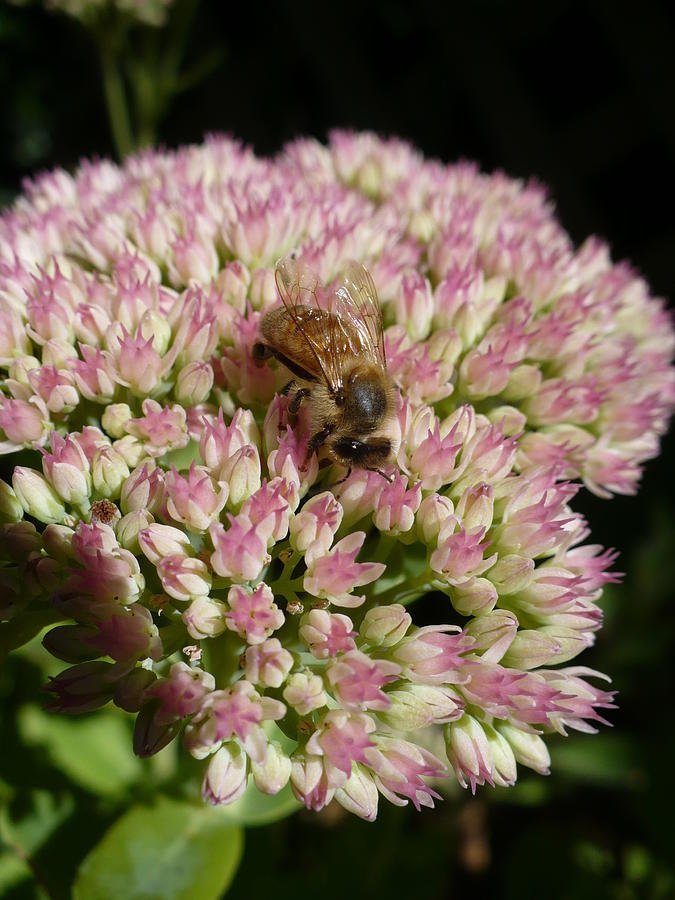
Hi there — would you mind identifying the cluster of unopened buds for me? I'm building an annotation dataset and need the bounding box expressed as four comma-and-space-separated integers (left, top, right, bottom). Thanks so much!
1, 132, 673, 820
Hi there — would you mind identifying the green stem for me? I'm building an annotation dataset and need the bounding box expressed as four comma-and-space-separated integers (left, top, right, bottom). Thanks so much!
370, 571, 433, 607
99, 41, 134, 159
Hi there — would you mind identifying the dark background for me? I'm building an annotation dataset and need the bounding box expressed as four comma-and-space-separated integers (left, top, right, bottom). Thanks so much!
1, 1, 674, 897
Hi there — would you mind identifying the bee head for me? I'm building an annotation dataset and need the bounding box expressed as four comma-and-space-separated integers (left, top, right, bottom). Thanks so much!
330, 435, 393, 469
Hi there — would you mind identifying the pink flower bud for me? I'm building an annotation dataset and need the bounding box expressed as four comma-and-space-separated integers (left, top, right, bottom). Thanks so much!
305, 447, 377, 516
0, 397, 49, 446
327, 650, 400, 711
185, 680, 283, 763
120, 463, 165, 516
127, 399, 189, 457
444, 714, 494, 792
455, 483, 494, 532
70, 346, 117, 403
169, 234, 219, 286
225, 582, 284, 645
157, 554, 212, 601
216, 260, 250, 313
209, 515, 269, 583
249, 267, 278, 309
365, 736, 445, 810
165, 463, 227, 532
373, 475, 422, 535
28, 366, 79, 415
290, 752, 335, 811
40, 432, 91, 505
239, 478, 292, 547
485, 724, 518, 787
395, 271, 434, 340
430, 522, 497, 585
74, 301, 111, 345
303, 532, 385, 608
299, 609, 356, 658
415, 493, 455, 544
244, 638, 294, 688
393, 625, 473, 684
87, 604, 162, 662
145, 661, 215, 725
0, 305, 31, 364
306, 710, 376, 781
199, 407, 260, 472
289, 491, 343, 556
138, 523, 192, 564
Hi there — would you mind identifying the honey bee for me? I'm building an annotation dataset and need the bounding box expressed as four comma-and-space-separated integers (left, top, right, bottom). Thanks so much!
253, 256, 399, 481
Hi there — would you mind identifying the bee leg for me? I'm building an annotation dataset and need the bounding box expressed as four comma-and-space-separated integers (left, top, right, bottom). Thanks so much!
252, 342, 271, 367
329, 467, 352, 487
366, 467, 396, 483
303, 423, 334, 467
280, 379, 296, 396
288, 388, 310, 414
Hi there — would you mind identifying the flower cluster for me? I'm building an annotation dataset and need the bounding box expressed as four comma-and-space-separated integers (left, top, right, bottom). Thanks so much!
0, 132, 671, 819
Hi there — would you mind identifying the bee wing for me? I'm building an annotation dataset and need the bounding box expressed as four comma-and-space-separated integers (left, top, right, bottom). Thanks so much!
333, 260, 387, 369
275, 256, 345, 392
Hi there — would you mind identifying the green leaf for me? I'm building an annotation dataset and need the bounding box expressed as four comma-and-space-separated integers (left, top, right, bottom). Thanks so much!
0, 789, 75, 898
212, 781, 299, 827
18, 705, 143, 797
0, 607, 63, 662
0, 851, 33, 897
549, 733, 641, 787
73, 797, 244, 900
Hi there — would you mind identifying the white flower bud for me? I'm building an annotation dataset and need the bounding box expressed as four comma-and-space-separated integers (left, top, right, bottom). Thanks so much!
202, 744, 248, 806
497, 722, 551, 775
335, 764, 379, 821
101, 403, 133, 439
251, 741, 292, 795
12, 467, 67, 524
359, 604, 411, 647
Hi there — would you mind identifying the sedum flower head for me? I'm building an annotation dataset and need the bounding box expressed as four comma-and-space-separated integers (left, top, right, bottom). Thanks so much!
1, 132, 671, 819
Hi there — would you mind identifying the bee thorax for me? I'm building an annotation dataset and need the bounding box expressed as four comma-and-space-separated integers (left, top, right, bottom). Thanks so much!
344, 372, 387, 427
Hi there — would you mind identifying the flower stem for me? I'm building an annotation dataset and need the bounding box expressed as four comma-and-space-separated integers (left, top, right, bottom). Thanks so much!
99, 40, 134, 159
370, 571, 433, 607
